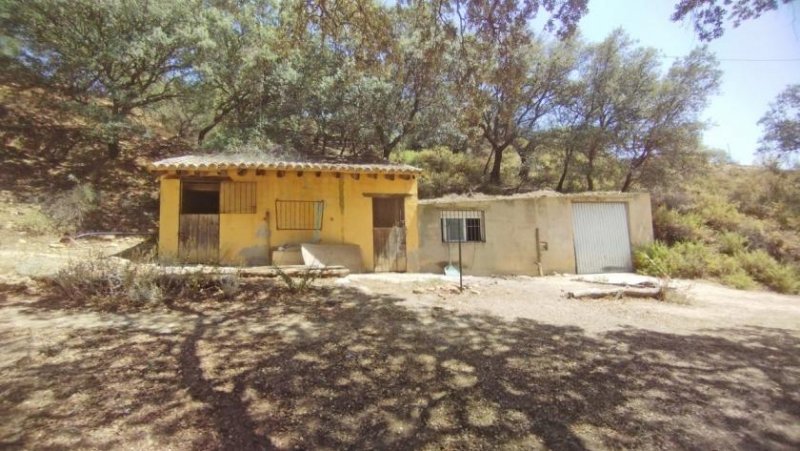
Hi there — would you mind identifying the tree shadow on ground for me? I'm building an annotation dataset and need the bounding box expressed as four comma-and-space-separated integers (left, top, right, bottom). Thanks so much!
0, 284, 798, 450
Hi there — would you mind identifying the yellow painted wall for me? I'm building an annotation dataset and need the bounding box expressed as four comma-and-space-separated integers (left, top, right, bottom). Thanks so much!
158, 178, 180, 262
417, 193, 654, 276
156, 170, 419, 271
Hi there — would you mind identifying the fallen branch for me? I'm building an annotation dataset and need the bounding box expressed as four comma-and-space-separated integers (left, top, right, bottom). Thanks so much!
566, 287, 663, 299
74, 231, 153, 239
241, 266, 350, 279
156, 265, 350, 279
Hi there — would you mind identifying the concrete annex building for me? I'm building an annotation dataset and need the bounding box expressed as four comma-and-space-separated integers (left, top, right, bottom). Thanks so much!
150, 155, 653, 275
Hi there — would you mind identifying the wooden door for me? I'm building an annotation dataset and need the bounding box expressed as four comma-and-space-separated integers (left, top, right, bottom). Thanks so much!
178, 214, 220, 264
372, 197, 407, 272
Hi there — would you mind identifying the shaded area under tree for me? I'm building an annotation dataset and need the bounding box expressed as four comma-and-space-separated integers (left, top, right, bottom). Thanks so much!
0, 284, 798, 450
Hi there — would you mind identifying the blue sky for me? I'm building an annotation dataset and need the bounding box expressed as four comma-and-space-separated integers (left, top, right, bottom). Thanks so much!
575, 0, 800, 164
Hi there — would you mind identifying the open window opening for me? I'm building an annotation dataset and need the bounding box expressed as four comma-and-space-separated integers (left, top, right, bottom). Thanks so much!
181, 182, 220, 214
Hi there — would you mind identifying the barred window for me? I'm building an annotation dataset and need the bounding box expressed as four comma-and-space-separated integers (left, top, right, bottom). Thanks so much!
440, 210, 485, 242
220, 182, 257, 214
276, 200, 325, 230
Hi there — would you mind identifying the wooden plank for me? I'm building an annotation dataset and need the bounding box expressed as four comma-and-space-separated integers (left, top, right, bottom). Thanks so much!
373, 226, 407, 272
372, 197, 407, 272
179, 214, 219, 264
388, 226, 407, 272
373, 228, 391, 272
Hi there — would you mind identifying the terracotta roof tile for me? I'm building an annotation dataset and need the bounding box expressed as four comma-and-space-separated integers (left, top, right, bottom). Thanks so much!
149, 154, 421, 174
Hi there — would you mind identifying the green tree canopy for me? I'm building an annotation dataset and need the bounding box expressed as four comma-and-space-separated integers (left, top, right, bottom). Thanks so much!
759, 84, 800, 161
2, 0, 213, 157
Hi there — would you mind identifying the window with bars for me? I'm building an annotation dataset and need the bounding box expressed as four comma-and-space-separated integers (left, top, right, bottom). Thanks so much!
276, 200, 325, 230
220, 182, 257, 214
440, 210, 485, 242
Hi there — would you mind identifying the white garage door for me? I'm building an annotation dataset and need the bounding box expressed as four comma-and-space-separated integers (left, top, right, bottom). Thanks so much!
572, 202, 633, 274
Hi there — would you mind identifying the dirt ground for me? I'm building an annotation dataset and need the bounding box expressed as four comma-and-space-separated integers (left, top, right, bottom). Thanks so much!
344, 273, 800, 335
1, 268, 798, 450
0, 192, 148, 282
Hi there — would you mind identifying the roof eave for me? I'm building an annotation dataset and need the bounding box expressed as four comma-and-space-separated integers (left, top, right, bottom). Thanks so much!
147, 163, 422, 175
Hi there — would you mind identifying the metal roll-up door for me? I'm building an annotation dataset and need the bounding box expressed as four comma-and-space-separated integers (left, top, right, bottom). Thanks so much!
572, 202, 633, 274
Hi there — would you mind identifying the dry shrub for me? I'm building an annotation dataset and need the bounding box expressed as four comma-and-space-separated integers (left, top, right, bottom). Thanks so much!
273, 265, 319, 294
15, 208, 54, 235
44, 183, 98, 233
44, 256, 243, 310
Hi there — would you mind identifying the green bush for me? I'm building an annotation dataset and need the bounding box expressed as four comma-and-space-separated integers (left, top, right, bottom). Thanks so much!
720, 271, 757, 290
634, 241, 671, 276
737, 250, 799, 294
697, 197, 747, 232
652, 206, 710, 244
393, 147, 523, 197
634, 241, 712, 279
393, 147, 485, 198
716, 232, 748, 256
636, 241, 799, 294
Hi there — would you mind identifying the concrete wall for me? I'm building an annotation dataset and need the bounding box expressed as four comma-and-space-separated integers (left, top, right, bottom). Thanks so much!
417, 192, 653, 276
157, 169, 419, 271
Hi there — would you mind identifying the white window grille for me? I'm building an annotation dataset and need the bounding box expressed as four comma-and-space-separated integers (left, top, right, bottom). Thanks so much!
440, 210, 485, 242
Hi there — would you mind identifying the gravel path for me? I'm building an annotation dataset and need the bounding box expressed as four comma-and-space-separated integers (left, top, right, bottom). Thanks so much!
342, 273, 800, 336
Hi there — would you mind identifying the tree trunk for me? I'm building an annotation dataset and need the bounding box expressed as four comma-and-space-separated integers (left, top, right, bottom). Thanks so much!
107, 140, 120, 159
620, 170, 634, 192
197, 121, 219, 144
556, 146, 574, 192
516, 142, 536, 182
585, 140, 599, 191
382, 136, 402, 159
489, 146, 504, 184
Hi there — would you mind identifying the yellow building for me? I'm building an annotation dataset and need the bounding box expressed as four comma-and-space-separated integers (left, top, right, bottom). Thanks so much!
149, 155, 421, 272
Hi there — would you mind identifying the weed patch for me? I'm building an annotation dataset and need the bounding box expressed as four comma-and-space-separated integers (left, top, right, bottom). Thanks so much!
273, 265, 320, 294
43, 183, 98, 233
41, 256, 246, 310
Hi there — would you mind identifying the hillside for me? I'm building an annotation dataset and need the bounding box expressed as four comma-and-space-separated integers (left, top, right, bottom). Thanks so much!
2, 81, 799, 293
0, 83, 190, 233
639, 163, 800, 293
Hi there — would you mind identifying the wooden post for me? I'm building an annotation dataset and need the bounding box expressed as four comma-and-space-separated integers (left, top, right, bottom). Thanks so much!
535, 227, 543, 276
458, 238, 463, 292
